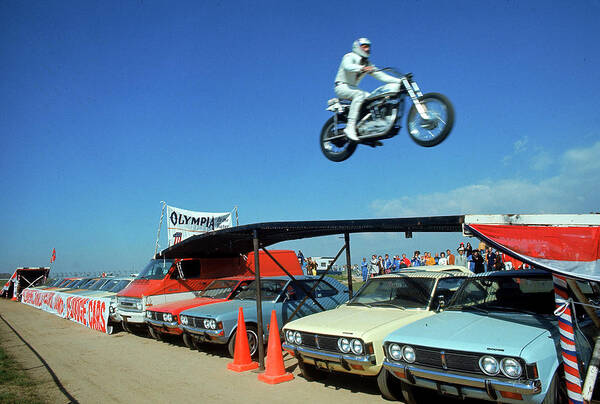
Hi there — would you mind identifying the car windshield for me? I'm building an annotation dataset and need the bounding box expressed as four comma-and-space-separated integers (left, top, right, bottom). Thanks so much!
447, 275, 556, 315
108, 280, 132, 293
200, 280, 241, 299
235, 280, 287, 301
348, 277, 436, 309
137, 259, 174, 280
96, 279, 117, 291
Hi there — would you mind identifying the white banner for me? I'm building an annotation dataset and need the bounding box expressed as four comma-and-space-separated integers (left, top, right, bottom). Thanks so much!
166, 205, 232, 246
21, 288, 110, 334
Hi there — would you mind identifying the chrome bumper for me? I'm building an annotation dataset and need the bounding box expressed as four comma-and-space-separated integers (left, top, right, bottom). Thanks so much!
383, 360, 542, 395
283, 343, 376, 366
179, 325, 225, 341
145, 318, 178, 329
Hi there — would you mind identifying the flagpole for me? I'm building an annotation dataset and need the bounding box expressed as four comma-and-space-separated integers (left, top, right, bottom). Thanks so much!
154, 201, 166, 258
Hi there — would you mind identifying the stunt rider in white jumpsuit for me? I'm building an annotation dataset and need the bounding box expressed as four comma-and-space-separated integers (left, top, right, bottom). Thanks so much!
335, 38, 401, 141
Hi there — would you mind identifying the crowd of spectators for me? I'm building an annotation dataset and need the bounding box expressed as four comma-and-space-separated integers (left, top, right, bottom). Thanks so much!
356, 241, 522, 281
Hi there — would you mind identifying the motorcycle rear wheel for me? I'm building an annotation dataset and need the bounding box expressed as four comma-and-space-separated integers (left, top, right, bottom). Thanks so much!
320, 116, 356, 162
407, 92, 454, 147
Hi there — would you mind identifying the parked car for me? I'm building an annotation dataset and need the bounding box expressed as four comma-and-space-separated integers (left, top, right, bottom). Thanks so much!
282, 271, 469, 399
382, 269, 599, 403
179, 276, 349, 358
116, 250, 303, 333
144, 276, 255, 345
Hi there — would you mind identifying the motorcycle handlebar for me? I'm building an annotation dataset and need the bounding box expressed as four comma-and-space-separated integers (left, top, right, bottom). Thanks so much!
375, 67, 412, 80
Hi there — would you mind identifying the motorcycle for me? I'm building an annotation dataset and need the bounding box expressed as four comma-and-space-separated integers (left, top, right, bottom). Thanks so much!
320, 69, 455, 162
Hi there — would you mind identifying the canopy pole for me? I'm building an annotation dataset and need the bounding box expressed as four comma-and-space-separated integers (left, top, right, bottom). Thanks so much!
582, 336, 600, 403
553, 274, 584, 404
344, 233, 353, 299
154, 201, 166, 257
253, 230, 265, 370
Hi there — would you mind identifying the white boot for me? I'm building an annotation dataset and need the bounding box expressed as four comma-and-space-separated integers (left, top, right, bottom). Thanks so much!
343, 121, 359, 141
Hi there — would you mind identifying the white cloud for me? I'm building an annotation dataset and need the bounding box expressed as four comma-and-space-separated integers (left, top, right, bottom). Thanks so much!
371, 141, 600, 217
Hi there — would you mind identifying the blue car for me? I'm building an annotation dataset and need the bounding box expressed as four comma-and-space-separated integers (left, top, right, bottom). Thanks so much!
382, 270, 598, 403
179, 275, 349, 357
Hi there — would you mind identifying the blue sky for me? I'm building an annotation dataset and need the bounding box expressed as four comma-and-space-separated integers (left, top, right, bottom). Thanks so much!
1, 0, 599, 275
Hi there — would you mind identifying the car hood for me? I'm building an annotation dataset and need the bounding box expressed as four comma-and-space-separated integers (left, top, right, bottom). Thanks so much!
180, 299, 259, 319
286, 304, 433, 339
117, 279, 165, 298
386, 311, 556, 357
149, 297, 228, 314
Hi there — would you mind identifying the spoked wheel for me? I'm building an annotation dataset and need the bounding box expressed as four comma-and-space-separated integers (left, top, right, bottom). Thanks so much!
227, 325, 259, 358
320, 116, 357, 162
407, 92, 454, 147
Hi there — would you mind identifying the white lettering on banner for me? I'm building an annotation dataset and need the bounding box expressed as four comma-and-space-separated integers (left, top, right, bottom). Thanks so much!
166, 205, 232, 246
20, 288, 110, 334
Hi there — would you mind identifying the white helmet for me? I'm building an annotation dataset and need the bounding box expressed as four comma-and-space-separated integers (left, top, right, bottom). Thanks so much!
352, 37, 371, 58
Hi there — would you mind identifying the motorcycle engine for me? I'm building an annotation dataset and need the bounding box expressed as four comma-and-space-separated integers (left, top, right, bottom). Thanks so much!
358, 97, 402, 136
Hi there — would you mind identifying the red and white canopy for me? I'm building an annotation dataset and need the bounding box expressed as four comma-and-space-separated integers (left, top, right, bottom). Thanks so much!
464, 214, 600, 281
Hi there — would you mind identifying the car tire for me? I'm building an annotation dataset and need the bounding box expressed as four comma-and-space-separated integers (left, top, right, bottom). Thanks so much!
121, 321, 131, 333
298, 360, 328, 381
106, 323, 115, 335
377, 367, 404, 401
227, 324, 259, 358
183, 333, 196, 350
148, 326, 162, 341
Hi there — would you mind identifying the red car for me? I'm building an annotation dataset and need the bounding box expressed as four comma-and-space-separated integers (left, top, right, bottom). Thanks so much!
145, 276, 254, 346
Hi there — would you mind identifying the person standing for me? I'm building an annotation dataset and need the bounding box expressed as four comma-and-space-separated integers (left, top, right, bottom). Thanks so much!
411, 251, 421, 267
438, 252, 448, 266
384, 254, 392, 274
446, 249, 455, 265
370, 255, 378, 278
465, 242, 473, 259
472, 250, 485, 274
401, 254, 411, 268
360, 258, 369, 282
455, 247, 467, 267
486, 247, 496, 272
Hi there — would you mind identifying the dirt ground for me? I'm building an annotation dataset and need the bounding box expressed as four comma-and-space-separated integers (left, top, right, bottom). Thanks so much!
0, 298, 403, 404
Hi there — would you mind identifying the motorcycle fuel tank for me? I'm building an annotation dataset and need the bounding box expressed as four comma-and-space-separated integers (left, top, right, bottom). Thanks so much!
365, 83, 401, 100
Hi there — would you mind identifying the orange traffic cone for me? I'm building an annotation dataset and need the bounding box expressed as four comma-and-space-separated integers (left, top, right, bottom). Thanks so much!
257, 310, 294, 384
227, 307, 259, 372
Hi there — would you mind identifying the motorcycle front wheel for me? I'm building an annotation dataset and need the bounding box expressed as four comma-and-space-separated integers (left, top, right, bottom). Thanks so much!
407, 92, 454, 147
320, 116, 357, 162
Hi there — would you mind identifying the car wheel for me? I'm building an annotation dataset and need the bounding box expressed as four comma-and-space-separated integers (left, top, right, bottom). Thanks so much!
298, 360, 328, 381
148, 326, 162, 341
121, 321, 131, 333
227, 324, 259, 358
183, 333, 196, 349
377, 367, 404, 400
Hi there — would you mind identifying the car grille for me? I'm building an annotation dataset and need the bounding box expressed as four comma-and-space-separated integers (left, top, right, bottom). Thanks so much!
118, 298, 142, 312
387, 344, 528, 378
147, 311, 163, 321
299, 332, 341, 353
185, 316, 209, 329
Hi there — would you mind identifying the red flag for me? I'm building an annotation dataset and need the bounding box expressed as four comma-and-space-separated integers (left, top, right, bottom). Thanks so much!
50, 248, 56, 263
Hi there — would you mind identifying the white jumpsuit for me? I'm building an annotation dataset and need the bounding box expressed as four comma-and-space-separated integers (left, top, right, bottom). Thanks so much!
334, 52, 400, 124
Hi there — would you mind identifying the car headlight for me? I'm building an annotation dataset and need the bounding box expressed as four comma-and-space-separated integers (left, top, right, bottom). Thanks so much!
389, 343, 402, 361
136, 302, 143, 310
163, 313, 173, 322
479, 355, 500, 375
351, 339, 363, 355
284, 330, 294, 343
203, 319, 211, 329
209, 319, 217, 329
146, 311, 152, 318
402, 346, 416, 363
501, 358, 522, 378
181, 316, 188, 325
337, 338, 350, 353
294, 331, 302, 344
109, 306, 115, 314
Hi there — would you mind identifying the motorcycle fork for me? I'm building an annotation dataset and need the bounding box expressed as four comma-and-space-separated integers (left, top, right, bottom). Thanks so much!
402, 78, 429, 120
